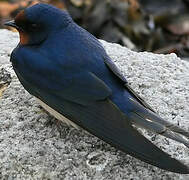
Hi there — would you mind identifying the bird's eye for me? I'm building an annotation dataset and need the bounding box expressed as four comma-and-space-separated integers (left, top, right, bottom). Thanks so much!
27, 23, 40, 32
31, 23, 38, 29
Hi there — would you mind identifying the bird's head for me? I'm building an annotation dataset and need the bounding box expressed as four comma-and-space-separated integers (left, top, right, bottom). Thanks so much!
4, 3, 72, 46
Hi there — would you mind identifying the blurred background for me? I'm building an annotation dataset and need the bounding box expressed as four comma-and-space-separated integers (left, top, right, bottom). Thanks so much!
1, 0, 189, 58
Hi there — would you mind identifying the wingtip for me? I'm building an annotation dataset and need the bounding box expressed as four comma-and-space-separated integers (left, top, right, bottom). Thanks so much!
160, 157, 189, 174
170, 163, 189, 174
128, 145, 189, 174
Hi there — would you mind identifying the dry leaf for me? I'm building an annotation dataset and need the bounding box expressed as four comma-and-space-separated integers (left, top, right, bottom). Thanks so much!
0, 84, 8, 98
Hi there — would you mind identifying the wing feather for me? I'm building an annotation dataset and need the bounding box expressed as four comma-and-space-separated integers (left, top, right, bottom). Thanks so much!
104, 56, 155, 112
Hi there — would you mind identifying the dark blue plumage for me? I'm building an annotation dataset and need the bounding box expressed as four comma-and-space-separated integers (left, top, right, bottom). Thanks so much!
5, 3, 189, 174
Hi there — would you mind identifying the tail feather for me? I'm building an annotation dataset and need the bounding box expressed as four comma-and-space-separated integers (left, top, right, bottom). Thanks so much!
129, 99, 189, 148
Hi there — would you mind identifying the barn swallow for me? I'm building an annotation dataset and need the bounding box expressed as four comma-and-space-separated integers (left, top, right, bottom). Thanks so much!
5, 3, 189, 173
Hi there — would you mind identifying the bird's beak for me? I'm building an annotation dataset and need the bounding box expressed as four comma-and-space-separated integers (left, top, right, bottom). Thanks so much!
4, 20, 19, 29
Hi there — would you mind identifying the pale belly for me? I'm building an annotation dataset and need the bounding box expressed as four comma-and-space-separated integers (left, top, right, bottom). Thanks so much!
36, 98, 80, 129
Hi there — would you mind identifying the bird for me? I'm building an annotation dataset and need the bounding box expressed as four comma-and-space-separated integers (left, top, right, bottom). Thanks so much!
4, 3, 189, 174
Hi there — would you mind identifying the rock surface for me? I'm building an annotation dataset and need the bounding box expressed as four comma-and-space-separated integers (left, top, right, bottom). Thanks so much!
0, 29, 189, 180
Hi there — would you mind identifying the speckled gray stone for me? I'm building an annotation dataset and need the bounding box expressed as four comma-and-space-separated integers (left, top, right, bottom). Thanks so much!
0, 29, 189, 180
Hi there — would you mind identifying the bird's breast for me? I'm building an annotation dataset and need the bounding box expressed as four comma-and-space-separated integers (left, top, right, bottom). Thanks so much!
36, 98, 80, 129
